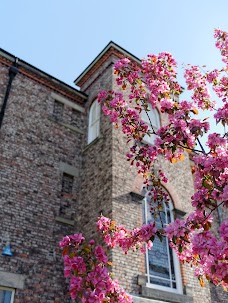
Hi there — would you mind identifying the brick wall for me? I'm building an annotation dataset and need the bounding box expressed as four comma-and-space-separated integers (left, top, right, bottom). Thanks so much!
1, 45, 227, 303
0, 60, 84, 303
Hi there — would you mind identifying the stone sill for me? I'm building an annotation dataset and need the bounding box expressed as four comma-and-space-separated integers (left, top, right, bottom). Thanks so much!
141, 286, 193, 303
55, 216, 75, 226
48, 116, 84, 135
83, 135, 103, 153
132, 295, 170, 303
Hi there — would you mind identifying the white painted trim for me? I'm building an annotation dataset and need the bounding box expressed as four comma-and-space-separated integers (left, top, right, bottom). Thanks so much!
51, 92, 85, 113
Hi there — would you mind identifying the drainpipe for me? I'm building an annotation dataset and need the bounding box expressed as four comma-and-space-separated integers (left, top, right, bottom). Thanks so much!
0, 59, 19, 129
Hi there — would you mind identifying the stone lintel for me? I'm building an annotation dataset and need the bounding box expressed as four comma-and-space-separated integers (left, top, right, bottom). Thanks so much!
59, 162, 79, 177
51, 92, 85, 113
0, 271, 25, 289
55, 216, 75, 226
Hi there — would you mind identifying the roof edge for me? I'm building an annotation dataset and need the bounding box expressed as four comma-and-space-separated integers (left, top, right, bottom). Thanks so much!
74, 41, 141, 86
0, 48, 87, 99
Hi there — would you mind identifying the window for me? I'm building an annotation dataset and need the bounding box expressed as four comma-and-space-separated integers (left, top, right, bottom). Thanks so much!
141, 105, 160, 144
61, 173, 74, 194
60, 173, 74, 218
71, 108, 82, 129
144, 190, 182, 294
53, 100, 64, 120
88, 100, 100, 144
0, 287, 14, 303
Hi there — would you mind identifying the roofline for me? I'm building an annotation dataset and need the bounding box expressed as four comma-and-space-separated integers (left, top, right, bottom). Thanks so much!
0, 48, 87, 99
74, 41, 141, 85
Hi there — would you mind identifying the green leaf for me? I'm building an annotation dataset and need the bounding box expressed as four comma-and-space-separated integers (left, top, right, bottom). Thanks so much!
156, 232, 163, 243
178, 245, 183, 253
172, 236, 177, 245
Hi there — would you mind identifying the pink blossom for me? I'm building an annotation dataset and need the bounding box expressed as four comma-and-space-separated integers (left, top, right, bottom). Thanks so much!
165, 219, 186, 239
94, 246, 108, 264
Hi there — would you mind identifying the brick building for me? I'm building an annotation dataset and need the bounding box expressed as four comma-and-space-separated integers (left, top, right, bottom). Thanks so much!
0, 43, 227, 303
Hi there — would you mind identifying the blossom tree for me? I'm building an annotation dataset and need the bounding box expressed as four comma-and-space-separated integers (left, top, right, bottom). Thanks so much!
60, 29, 228, 302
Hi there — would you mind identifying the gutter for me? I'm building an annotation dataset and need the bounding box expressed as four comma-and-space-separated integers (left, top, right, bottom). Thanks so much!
0, 59, 18, 129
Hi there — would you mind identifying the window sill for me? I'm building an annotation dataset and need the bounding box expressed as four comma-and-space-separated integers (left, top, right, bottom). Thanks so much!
83, 135, 103, 152
141, 286, 193, 303
137, 276, 192, 303
55, 216, 75, 226
48, 116, 84, 135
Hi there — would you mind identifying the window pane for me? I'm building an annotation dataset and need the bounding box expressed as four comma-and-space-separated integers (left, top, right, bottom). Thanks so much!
96, 102, 100, 119
150, 276, 170, 288
143, 132, 157, 145
90, 103, 97, 123
141, 109, 150, 124
89, 124, 97, 143
145, 189, 177, 290
88, 101, 100, 144
53, 100, 64, 120
148, 238, 170, 280
141, 106, 160, 144
141, 106, 160, 128
0, 290, 12, 303
149, 108, 160, 129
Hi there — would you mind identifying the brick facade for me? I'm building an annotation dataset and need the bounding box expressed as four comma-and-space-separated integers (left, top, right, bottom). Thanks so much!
0, 43, 227, 303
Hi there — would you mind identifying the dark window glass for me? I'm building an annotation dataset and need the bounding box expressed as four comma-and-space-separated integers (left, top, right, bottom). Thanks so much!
53, 100, 64, 120
0, 289, 12, 303
61, 173, 74, 194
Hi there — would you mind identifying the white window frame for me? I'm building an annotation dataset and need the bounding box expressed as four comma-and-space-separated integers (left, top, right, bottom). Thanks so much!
0, 286, 15, 303
88, 100, 100, 144
141, 105, 160, 145
144, 192, 183, 294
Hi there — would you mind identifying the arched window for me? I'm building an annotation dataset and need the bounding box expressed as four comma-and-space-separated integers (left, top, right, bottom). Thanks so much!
141, 105, 160, 144
88, 100, 100, 144
144, 190, 182, 294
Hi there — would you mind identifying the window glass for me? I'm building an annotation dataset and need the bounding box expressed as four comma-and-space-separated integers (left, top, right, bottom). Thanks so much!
61, 173, 74, 194
88, 100, 100, 144
53, 100, 64, 120
0, 287, 14, 303
141, 105, 160, 144
144, 190, 182, 293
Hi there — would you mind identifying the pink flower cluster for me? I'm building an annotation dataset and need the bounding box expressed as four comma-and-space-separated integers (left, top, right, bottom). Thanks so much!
214, 29, 228, 67
60, 234, 132, 303
96, 29, 228, 289
97, 216, 157, 253
192, 147, 228, 209
62, 29, 228, 295
164, 215, 228, 287
184, 66, 215, 110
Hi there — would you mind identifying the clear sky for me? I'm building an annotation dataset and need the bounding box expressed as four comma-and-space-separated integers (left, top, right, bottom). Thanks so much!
1, 0, 228, 86
1, 0, 228, 144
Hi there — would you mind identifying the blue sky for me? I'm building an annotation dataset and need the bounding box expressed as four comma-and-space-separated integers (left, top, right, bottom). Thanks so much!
1, 0, 228, 87
1, 0, 228, 145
